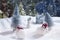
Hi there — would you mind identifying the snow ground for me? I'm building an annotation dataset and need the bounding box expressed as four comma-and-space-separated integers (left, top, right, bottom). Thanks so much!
0, 16, 60, 40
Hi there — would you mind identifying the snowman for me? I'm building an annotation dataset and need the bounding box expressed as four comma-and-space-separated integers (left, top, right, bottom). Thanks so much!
11, 4, 25, 40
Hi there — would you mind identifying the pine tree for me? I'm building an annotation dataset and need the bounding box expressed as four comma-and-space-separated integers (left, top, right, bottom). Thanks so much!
45, 12, 53, 27
0, 0, 14, 18
19, 2, 26, 15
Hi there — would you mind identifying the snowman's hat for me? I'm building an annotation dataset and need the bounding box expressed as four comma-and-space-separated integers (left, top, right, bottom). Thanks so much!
13, 4, 20, 17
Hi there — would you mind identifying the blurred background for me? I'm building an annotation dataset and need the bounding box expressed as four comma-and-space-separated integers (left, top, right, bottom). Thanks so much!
0, 0, 60, 18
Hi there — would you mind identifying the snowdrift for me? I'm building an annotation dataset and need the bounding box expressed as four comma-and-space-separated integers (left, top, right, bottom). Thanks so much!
0, 16, 60, 40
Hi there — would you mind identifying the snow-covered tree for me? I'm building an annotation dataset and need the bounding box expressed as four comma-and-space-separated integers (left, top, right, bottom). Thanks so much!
45, 12, 53, 27
11, 4, 20, 31
19, 2, 26, 15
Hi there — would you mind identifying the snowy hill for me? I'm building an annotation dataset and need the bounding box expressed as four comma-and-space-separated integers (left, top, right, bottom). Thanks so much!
0, 16, 60, 40
37, 23, 60, 40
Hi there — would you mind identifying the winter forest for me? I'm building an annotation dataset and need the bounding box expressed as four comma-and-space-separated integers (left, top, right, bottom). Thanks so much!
0, 0, 60, 18
0, 0, 60, 40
